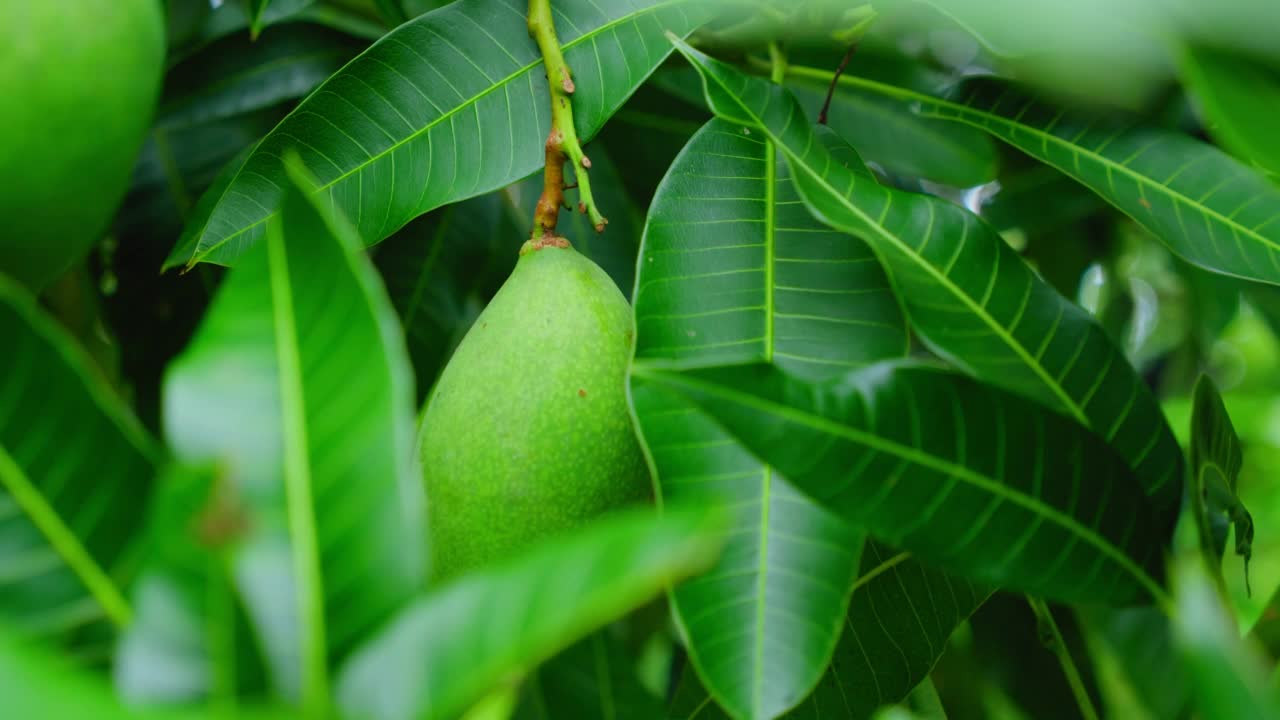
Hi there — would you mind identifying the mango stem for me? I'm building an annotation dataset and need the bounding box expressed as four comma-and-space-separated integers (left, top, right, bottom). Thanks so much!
528, 0, 607, 240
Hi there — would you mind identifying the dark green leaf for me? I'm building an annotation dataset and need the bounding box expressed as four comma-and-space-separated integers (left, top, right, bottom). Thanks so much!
335, 506, 725, 720
670, 544, 989, 720
671, 40, 1184, 515
1190, 375, 1252, 590
979, 164, 1105, 236
169, 0, 711, 268
1181, 46, 1280, 177
374, 193, 513, 401
630, 115, 905, 719
634, 361, 1172, 606
785, 64, 1280, 285
160, 22, 366, 129
787, 80, 998, 189
162, 158, 425, 705
515, 631, 664, 719
244, 0, 272, 38
0, 276, 159, 651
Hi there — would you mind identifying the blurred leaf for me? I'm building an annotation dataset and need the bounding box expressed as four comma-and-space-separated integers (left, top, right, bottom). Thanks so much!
0, 276, 159, 652
634, 361, 1173, 605
979, 165, 1105, 236
672, 40, 1185, 515
0, 623, 290, 719
335, 506, 725, 720
1172, 556, 1280, 720
1181, 46, 1280, 177
1081, 607, 1187, 720
160, 22, 365, 129
162, 158, 425, 707
1190, 375, 1252, 593
514, 631, 664, 719
630, 115, 906, 719
371, 0, 410, 25
244, 0, 273, 37
168, 0, 711, 269
113, 463, 267, 705
782, 63, 1280, 285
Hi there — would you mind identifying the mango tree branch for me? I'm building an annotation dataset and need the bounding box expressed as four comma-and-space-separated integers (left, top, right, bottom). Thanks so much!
528, 0, 606, 241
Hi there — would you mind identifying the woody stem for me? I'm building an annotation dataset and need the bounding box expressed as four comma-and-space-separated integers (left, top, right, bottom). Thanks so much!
528, 0, 606, 240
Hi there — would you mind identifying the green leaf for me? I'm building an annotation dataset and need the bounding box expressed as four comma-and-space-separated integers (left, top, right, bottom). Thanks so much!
159, 22, 366, 129
514, 631, 664, 719
786, 64, 1280, 285
1172, 556, 1280, 720
335, 506, 725, 720
633, 361, 1173, 606
785, 67, 998, 188
162, 157, 425, 708
630, 116, 906, 719
670, 39, 1185, 515
816, 544, 989, 719
372, 0, 410, 26
1181, 46, 1280, 177
0, 276, 158, 650
113, 463, 267, 705
1190, 375, 1253, 592
669, 544, 989, 720
169, 0, 711, 269
0, 623, 291, 719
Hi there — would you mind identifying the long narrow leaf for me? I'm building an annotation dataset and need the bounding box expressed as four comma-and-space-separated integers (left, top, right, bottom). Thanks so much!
169, 0, 710, 268
669, 39, 1184, 516
162, 158, 425, 706
784, 64, 1280, 286
631, 116, 906, 719
0, 277, 158, 652
635, 361, 1173, 606
335, 506, 725, 720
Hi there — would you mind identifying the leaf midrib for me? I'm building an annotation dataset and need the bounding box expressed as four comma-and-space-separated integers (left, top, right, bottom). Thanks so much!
633, 363, 1166, 603
787, 63, 1280, 255
190, 0, 690, 265
0, 446, 131, 628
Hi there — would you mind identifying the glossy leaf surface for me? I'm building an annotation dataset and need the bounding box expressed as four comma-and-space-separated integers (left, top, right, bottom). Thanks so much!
163, 161, 425, 704
335, 506, 725, 720
631, 115, 905, 718
790, 65, 1280, 285
514, 631, 664, 719
0, 277, 158, 649
635, 361, 1172, 605
672, 40, 1184, 515
170, 0, 709, 268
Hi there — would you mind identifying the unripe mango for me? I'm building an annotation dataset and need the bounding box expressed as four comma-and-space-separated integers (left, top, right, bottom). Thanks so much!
419, 240, 650, 580
0, 0, 165, 290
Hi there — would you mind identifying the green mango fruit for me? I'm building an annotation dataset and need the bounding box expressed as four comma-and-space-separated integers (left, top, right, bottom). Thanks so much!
0, 0, 165, 291
419, 240, 651, 581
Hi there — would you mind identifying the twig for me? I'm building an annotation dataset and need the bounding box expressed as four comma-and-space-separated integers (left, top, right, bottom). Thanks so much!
527, 0, 606, 242
818, 44, 856, 125
1027, 596, 1100, 720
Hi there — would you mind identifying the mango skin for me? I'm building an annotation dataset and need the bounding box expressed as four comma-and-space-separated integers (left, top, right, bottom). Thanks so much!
419, 242, 651, 581
0, 1, 165, 291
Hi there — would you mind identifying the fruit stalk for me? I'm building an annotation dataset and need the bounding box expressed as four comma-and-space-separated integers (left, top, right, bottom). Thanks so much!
528, 0, 607, 239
